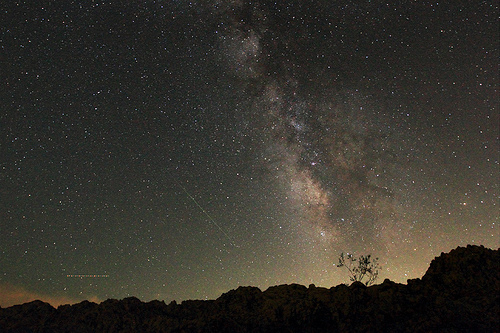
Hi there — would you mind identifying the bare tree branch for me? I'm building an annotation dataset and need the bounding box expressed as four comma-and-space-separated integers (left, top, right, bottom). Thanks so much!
337, 253, 381, 286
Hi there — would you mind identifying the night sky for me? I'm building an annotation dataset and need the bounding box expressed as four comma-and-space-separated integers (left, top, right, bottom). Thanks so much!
1, 1, 498, 307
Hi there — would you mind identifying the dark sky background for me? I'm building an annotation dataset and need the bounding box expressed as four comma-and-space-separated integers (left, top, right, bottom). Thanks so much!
1, 0, 498, 306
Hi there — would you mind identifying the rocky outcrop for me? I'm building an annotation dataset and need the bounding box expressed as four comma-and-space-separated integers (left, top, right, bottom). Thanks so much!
0, 245, 498, 332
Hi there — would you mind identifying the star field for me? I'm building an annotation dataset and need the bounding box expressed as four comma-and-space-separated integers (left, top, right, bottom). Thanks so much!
0, 1, 498, 306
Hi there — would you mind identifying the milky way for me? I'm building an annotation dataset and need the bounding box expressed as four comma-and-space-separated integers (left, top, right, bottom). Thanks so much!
217, 2, 411, 253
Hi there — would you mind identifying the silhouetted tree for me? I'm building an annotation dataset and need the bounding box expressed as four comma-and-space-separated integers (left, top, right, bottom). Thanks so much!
337, 253, 381, 286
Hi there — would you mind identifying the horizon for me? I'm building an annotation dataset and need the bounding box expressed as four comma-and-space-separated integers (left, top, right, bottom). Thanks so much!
1, 243, 496, 308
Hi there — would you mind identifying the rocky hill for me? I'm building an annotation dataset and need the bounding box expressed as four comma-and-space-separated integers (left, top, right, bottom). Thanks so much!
0, 245, 498, 332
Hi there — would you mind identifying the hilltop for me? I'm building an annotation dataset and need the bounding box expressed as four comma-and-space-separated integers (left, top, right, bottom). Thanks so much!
0, 245, 498, 332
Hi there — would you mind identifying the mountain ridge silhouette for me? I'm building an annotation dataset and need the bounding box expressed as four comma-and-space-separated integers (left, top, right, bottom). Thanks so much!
1, 245, 498, 332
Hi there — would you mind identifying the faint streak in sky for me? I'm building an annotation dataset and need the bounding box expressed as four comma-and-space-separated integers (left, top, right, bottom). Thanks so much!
175, 180, 236, 247
66, 275, 109, 278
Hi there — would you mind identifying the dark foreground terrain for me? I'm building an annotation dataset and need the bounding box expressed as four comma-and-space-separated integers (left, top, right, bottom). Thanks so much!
1, 245, 498, 333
